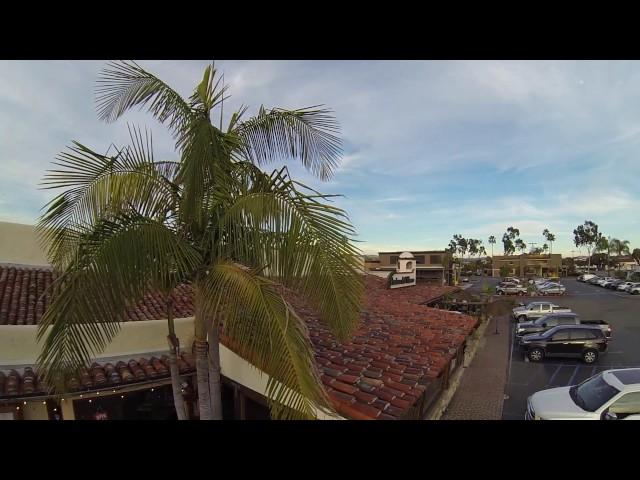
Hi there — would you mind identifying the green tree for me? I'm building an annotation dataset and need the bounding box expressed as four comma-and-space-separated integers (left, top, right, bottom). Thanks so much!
499, 264, 510, 278
515, 238, 527, 254
36, 61, 363, 420
632, 248, 640, 266
502, 227, 520, 255
573, 220, 601, 272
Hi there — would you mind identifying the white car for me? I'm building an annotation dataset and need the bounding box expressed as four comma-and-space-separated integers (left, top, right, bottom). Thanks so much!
578, 274, 597, 282
526, 368, 640, 420
538, 283, 566, 295
596, 277, 615, 287
617, 282, 635, 292
630, 284, 640, 295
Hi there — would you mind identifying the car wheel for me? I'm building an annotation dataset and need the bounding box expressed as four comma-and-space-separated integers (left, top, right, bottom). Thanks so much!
498, 291, 503, 295
583, 349, 598, 364
528, 348, 544, 362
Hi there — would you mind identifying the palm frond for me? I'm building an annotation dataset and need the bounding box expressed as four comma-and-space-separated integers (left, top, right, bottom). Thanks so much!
96, 61, 193, 140
234, 106, 342, 181
216, 165, 363, 341
37, 127, 177, 269
199, 260, 332, 419
36, 215, 201, 390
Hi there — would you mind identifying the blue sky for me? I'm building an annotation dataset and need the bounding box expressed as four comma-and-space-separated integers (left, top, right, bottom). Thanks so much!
1, 60, 639, 255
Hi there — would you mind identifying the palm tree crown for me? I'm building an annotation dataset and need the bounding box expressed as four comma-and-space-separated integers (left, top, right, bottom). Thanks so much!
36, 61, 364, 419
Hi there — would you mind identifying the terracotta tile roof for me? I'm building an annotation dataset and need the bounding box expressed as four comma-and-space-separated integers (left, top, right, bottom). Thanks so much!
285, 275, 477, 420
0, 353, 195, 398
0, 264, 194, 325
1, 265, 476, 419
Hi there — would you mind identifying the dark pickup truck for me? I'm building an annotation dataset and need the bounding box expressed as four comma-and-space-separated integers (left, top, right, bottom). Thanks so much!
516, 313, 611, 338
519, 325, 608, 364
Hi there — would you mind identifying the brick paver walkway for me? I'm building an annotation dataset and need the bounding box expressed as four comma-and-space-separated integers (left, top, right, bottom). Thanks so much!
441, 314, 511, 420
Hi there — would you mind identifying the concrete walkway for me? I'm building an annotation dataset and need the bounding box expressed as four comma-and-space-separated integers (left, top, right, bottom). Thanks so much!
440, 314, 511, 420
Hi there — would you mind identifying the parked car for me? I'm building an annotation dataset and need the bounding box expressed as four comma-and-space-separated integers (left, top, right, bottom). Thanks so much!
630, 284, 640, 295
526, 368, 640, 420
461, 276, 469, 282
577, 273, 597, 282
617, 281, 636, 292
503, 277, 522, 285
586, 276, 602, 285
538, 283, 566, 295
603, 279, 623, 289
516, 313, 611, 338
596, 277, 616, 287
496, 282, 528, 296
519, 324, 609, 364
512, 302, 572, 322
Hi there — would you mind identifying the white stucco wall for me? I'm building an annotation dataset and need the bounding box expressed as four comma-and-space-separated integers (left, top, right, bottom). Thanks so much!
0, 222, 49, 266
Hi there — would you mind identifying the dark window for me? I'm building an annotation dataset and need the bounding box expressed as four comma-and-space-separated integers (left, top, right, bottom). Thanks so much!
551, 330, 570, 341
545, 318, 559, 327
558, 317, 577, 325
430, 255, 442, 264
415, 255, 425, 264
390, 256, 399, 265
244, 396, 271, 420
571, 329, 598, 340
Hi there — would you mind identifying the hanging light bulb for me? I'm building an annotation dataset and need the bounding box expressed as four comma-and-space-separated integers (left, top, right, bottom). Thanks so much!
151, 388, 154, 392
16, 406, 20, 410
42, 401, 46, 405
88, 399, 92, 403
80, 394, 83, 398
23, 401, 27, 405
53, 408, 57, 412
121, 395, 124, 399
96, 391, 100, 395
112, 390, 116, 393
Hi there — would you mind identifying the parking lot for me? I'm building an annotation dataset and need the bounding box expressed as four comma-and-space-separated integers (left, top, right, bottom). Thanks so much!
465, 275, 640, 420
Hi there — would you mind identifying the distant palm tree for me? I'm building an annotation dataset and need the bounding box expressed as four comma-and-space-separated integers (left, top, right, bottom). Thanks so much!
609, 238, 630, 269
488, 235, 496, 257
542, 229, 556, 256
36, 61, 363, 420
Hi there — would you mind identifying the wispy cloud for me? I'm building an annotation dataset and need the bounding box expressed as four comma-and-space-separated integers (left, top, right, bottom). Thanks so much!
1, 60, 639, 257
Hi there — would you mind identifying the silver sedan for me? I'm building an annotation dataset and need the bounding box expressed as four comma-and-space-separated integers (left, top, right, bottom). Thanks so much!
539, 283, 566, 295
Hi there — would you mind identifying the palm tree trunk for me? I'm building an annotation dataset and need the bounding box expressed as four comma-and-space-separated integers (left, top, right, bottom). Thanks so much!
208, 320, 224, 420
168, 345, 188, 420
195, 338, 213, 420
166, 297, 187, 420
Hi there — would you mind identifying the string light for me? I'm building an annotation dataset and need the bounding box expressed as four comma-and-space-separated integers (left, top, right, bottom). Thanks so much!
80, 394, 83, 398
42, 401, 46, 405
120, 395, 124, 399
53, 408, 57, 412
88, 399, 92, 403
151, 388, 154, 392
23, 401, 27, 405
61, 398, 65, 402
112, 390, 116, 393
96, 391, 100, 395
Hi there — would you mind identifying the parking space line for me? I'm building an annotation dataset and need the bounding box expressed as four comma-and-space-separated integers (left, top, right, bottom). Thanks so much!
567, 365, 580, 386
546, 365, 562, 387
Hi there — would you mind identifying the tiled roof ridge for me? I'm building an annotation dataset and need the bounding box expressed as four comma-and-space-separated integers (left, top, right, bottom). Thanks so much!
0, 353, 195, 398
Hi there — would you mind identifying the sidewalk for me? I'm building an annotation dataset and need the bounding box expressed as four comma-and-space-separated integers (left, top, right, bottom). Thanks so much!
440, 314, 511, 420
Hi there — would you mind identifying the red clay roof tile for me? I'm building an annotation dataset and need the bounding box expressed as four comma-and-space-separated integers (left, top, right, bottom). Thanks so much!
1, 266, 476, 420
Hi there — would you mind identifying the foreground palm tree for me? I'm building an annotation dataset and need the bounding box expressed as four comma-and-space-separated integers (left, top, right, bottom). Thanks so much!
36, 61, 363, 420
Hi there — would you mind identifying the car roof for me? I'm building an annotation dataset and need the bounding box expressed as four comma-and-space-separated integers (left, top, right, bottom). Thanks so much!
540, 312, 577, 318
603, 369, 640, 392
546, 324, 601, 332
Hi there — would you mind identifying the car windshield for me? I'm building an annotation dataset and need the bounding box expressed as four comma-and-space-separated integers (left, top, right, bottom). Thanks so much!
534, 315, 551, 325
570, 374, 620, 412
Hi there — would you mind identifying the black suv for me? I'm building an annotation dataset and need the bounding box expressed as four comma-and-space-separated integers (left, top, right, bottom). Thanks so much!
516, 313, 580, 337
519, 325, 608, 364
